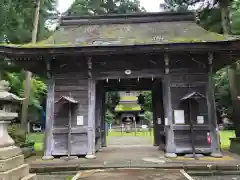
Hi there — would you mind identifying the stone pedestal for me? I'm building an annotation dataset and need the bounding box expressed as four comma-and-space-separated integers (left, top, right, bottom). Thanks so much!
0, 80, 36, 179
0, 121, 36, 180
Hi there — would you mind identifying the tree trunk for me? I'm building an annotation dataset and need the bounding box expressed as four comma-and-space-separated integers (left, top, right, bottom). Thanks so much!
228, 65, 240, 137
219, 0, 231, 34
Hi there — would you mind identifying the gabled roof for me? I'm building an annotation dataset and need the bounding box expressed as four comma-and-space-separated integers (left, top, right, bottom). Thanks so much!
0, 11, 237, 49
50, 12, 233, 46
55, 96, 78, 104
181, 92, 206, 100
1, 12, 240, 76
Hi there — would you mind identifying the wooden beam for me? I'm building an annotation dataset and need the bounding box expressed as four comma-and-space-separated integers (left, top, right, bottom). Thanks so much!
206, 53, 222, 157
93, 69, 164, 80
61, 12, 194, 26
67, 92, 72, 159
101, 87, 107, 147
95, 82, 101, 151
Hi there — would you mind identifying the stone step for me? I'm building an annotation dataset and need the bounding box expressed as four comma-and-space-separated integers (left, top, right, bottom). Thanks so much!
0, 164, 29, 180
21, 174, 37, 180
0, 155, 24, 172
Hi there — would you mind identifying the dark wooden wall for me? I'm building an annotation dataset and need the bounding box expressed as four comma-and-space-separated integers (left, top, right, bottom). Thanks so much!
46, 53, 216, 156
170, 73, 211, 153
52, 71, 89, 155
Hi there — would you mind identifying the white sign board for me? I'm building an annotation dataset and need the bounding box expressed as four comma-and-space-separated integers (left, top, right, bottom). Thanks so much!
142, 125, 148, 129
174, 110, 185, 124
165, 118, 168, 125
77, 116, 84, 126
157, 118, 161, 124
197, 116, 204, 124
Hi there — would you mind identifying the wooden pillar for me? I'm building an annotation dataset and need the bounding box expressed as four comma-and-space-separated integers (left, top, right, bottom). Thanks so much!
95, 81, 104, 151
152, 82, 158, 146
163, 54, 177, 158
207, 53, 222, 157
86, 58, 96, 159
101, 90, 107, 147
42, 77, 55, 160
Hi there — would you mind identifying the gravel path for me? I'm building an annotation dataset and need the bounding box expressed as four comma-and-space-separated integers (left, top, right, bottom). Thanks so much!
107, 136, 152, 146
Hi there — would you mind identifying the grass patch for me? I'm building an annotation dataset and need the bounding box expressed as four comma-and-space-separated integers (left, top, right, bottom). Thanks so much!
219, 130, 235, 150
27, 133, 44, 143
27, 133, 44, 152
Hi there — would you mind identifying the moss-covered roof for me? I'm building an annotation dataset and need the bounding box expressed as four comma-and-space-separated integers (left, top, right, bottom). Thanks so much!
115, 104, 141, 112
115, 95, 141, 112
1, 12, 238, 49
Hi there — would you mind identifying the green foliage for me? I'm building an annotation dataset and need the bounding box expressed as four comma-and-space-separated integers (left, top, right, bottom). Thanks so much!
231, 0, 240, 35
0, 0, 57, 44
214, 67, 232, 114
67, 0, 145, 16
0, 0, 56, 125
105, 109, 114, 124
140, 91, 152, 112
4, 71, 47, 110
106, 92, 120, 113
160, 0, 190, 12
144, 111, 153, 121
8, 123, 26, 146
198, 7, 222, 33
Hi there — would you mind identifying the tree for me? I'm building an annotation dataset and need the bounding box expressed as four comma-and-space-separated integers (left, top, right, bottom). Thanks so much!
4, 71, 47, 113
144, 111, 153, 122
106, 92, 120, 113
139, 91, 152, 112
105, 109, 114, 124
216, 0, 232, 34
0, 0, 57, 128
0, 0, 57, 44
231, 0, 240, 35
160, 0, 191, 11
214, 67, 232, 116
160, 0, 232, 33
67, 0, 144, 16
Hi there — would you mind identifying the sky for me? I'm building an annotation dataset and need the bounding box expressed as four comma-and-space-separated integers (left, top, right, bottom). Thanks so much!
57, 0, 164, 13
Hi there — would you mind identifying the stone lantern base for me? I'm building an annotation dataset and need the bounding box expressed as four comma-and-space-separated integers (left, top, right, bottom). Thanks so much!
0, 121, 36, 180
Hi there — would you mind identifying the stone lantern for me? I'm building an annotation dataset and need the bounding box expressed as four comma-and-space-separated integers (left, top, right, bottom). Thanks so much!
0, 80, 36, 180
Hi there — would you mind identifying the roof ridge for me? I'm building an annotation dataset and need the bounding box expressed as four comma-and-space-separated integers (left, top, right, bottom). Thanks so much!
60, 11, 196, 26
